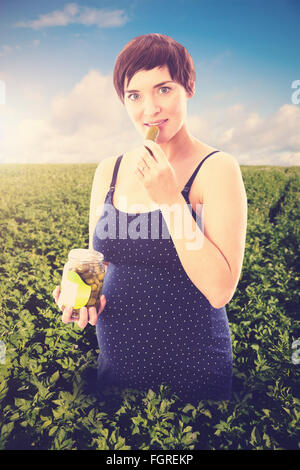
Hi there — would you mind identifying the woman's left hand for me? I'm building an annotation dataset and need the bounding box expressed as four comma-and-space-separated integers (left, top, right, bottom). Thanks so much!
134, 139, 180, 206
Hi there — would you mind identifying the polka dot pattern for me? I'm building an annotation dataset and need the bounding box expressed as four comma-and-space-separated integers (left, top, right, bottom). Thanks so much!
93, 153, 232, 403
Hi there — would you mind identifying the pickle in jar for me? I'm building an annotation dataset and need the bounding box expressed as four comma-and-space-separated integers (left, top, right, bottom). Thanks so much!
71, 264, 104, 309
59, 249, 105, 316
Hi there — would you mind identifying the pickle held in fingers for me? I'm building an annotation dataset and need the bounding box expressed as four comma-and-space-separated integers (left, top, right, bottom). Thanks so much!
146, 125, 159, 142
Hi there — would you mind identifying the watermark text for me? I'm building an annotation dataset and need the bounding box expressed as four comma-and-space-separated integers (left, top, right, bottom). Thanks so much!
0, 80, 5, 105
95, 198, 205, 251
291, 80, 300, 105
0, 341, 5, 364
291, 338, 300, 365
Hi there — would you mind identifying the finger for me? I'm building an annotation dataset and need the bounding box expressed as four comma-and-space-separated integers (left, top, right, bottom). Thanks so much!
57, 292, 65, 311
88, 306, 98, 326
98, 294, 106, 315
137, 163, 149, 179
141, 149, 157, 169
77, 307, 89, 329
144, 140, 168, 166
136, 152, 155, 179
135, 166, 145, 179
57, 298, 64, 311
61, 305, 74, 324
53, 285, 60, 301
143, 140, 161, 162
144, 145, 157, 162
139, 156, 151, 170
137, 159, 149, 173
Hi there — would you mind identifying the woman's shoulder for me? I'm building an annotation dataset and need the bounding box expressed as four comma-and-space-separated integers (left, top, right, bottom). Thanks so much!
201, 150, 243, 188
95, 148, 139, 172
191, 142, 243, 200
209, 149, 240, 167
95, 154, 121, 174
197, 147, 246, 207
95, 148, 142, 181
194, 144, 241, 186
192, 138, 238, 167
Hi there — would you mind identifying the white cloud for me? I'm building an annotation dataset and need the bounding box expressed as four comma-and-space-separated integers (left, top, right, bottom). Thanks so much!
1, 70, 300, 166
14, 3, 129, 30
0, 44, 18, 57
0, 70, 139, 163
187, 103, 300, 165
0, 40, 39, 56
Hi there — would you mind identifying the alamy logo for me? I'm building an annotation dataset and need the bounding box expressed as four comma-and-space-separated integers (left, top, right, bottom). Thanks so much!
291, 80, 300, 105
95, 198, 205, 251
291, 338, 300, 365
0, 80, 5, 105
0, 341, 5, 364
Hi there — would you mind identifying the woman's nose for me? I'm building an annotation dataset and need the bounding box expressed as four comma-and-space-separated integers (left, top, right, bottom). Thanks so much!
143, 96, 161, 116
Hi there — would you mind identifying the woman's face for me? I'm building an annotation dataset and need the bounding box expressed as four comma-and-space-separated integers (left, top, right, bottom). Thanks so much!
123, 65, 193, 144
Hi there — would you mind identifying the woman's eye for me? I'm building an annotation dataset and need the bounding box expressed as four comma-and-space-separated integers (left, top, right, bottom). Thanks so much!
128, 93, 140, 101
159, 86, 171, 94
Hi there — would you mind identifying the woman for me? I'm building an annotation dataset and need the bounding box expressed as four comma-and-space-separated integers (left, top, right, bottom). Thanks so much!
53, 34, 247, 404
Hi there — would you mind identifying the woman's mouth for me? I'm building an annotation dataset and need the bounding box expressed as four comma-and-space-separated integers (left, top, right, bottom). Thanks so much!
144, 119, 168, 128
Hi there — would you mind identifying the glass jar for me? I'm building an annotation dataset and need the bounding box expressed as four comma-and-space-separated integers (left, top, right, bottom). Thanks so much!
59, 248, 105, 318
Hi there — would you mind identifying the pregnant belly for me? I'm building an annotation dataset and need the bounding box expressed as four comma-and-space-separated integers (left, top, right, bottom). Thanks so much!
96, 263, 232, 391
97, 263, 218, 361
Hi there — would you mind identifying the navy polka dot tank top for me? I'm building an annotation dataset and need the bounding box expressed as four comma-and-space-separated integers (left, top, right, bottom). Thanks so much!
93, 150, 232, 404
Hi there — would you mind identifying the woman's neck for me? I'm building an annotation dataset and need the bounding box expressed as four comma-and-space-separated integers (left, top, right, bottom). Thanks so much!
159, 123, 197, 164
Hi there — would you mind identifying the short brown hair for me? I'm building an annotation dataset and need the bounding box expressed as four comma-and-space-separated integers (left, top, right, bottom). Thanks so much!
113, 33, 196, 103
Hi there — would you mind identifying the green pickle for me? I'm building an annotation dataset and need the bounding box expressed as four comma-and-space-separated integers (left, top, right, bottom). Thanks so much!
72, 266, 105, 317
146, 125, 159, 142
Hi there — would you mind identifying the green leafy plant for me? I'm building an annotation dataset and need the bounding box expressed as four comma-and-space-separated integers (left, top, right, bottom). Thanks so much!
0, 164, 299, 449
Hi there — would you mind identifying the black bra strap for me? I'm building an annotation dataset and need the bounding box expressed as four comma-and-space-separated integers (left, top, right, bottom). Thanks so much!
182, 150, 220, 193
109, 155, 123, 190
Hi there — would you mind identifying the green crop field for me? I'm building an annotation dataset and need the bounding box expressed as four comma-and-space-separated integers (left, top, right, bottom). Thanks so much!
0, 163, 299, 450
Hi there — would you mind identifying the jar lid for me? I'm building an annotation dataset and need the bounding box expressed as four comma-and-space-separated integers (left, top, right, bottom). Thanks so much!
68, 248, 104, 263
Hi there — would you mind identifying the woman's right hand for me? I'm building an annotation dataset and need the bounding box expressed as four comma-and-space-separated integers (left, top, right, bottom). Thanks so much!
52, 285, 106, 329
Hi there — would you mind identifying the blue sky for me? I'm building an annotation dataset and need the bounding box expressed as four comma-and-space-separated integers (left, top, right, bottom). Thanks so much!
0, 0, 299, 165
